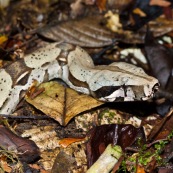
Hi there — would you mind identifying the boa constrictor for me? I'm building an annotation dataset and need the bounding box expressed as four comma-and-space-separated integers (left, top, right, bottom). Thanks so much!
0, 42, 159, 114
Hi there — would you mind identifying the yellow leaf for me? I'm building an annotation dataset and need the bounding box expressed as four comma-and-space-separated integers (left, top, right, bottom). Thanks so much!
133, 8, 146, 17
0, 35, 8, 45
26, 81, 103, 126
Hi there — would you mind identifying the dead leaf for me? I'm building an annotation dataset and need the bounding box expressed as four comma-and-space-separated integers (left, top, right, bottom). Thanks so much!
26, 81, 103, 126
136, 165, 146, 173
0, 125, 40, 163
163, 6, 173, 19
133, 8, 146, 17
51, 151, 76, 173
29, 164, 50, 173
144, 29, 173, 89
22, 125, 60, 151
37, 15, 115, 48
0, 35, 8, 45
0, 158, 12, 173
96, 0, 107, 11
59, 137, 86, 148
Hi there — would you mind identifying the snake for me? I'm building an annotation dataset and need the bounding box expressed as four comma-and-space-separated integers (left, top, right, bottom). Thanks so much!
0, 42, 159, 114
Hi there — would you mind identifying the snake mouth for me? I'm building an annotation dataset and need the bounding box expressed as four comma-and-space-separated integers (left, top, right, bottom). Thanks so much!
96, 82, 160, 102
142, 83, 159, 101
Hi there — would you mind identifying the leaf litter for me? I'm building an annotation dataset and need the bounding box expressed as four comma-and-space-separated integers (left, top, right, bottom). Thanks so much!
0, 0, 173, 173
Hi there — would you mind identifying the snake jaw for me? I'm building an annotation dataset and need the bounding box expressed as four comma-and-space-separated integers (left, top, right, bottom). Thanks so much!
142, 83, 159, 101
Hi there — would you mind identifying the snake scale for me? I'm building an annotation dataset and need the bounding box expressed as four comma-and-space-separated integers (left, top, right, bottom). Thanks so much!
0, 42, 159, 114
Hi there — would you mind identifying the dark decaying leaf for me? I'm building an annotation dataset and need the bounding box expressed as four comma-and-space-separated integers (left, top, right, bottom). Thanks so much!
37, 15, 115, 48
0, 125, 40, 163
38, 13, 173, 47
51, 151, 76, 173
86, 124, 145, 167
156, 137, 173, 173
144, 30, 173, 116
148, 109, 173, 141
144, 29, 173, 89
162, 137, 173, 163
163, 6, 173, 19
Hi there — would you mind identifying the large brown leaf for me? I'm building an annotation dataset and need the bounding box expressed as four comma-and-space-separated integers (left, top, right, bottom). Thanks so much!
26, 81, 103, 126
38, 14, 173, 47
37, 15, 115, 48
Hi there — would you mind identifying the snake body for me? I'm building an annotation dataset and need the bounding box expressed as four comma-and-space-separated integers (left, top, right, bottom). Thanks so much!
0, 42, 158, 114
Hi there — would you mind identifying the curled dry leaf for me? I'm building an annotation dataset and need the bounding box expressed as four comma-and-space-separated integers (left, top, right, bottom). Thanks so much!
26, 81, 103, 126
59, 137, 86, 148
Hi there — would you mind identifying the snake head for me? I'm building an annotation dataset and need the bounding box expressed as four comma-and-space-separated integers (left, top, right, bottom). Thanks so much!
87, 62, 159, 102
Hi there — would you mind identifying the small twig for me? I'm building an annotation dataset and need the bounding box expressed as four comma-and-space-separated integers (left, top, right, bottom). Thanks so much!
0, 113, 51, 120
146, 138, 169, 148
125, 147, 140, 152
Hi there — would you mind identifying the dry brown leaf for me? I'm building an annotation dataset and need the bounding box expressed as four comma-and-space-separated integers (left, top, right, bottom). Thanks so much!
59, 137, 86, 148
37, 15, 114, 48
26, 81, 103, 126
22, 125, 60, 151
29, 164, 50, 173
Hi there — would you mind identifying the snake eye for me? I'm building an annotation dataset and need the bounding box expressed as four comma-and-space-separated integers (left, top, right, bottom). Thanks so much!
153, 83, 159, 92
